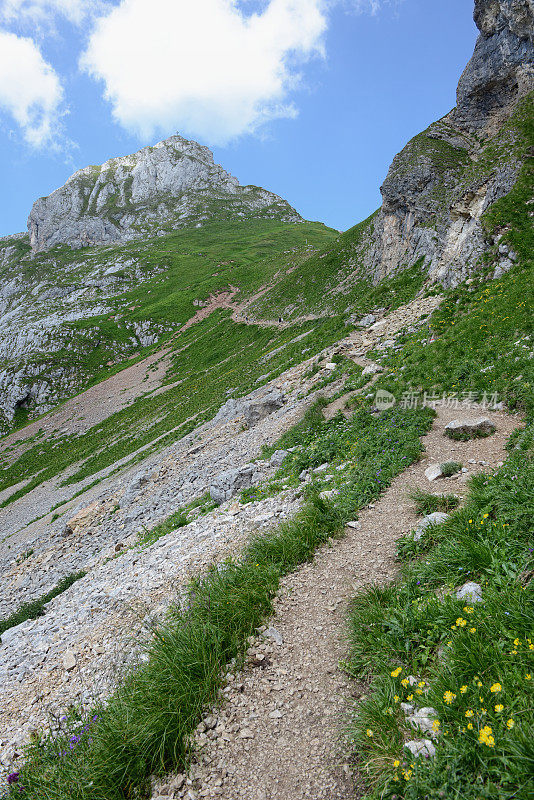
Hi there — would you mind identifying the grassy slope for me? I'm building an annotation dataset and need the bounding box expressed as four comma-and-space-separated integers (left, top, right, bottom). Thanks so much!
345, 103, 533, 798
0, 220, 336, 415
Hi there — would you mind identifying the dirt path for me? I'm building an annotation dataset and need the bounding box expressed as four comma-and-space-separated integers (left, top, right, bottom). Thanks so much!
160, 406, 520, 800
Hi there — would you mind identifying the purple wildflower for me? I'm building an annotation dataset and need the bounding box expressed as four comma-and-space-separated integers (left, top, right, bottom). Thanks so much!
7, 773, 19, 785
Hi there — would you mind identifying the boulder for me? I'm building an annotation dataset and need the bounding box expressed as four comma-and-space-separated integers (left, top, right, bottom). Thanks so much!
209, 464, 255, 504
213, 389, 285, 428
445, 418, 496, 439
269, 449, 289, 469
64, 501, 102, 534
414, 512, 450, 542
357, 314, 376, 327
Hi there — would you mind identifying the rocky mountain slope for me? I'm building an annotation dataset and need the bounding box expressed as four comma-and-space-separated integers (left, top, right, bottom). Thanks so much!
0, 1, 533, 798
0, 1, 531, 436
29, 135, 302, 252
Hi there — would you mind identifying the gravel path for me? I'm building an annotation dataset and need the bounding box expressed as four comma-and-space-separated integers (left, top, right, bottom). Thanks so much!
156, 406, 521, 800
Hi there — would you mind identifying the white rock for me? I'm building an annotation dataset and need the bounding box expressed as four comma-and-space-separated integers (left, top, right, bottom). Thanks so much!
406, 707, 439, 737
445, 418, 496, 438
414, 512, 450, 542
62, 650, 77, 671
456, 581, 483, 603
404, 739, 436, 758
425, 464, 443, 482
362, 363, 384, 376
263, 627, 284, 646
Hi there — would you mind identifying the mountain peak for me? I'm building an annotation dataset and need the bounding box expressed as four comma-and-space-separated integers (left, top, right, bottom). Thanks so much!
28, 134, 302, 252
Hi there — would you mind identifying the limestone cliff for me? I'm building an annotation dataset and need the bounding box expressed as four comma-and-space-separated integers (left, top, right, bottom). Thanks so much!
28, 135, 302, 252
351, 0, 533, 287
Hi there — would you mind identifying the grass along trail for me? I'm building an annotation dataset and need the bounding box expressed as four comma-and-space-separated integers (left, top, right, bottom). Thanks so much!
156, 406, 520, 800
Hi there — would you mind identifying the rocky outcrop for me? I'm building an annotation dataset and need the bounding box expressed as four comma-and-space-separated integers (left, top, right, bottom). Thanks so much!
28, 135, 302, 252
350, 0, 533, 288
454, 0, 534, 132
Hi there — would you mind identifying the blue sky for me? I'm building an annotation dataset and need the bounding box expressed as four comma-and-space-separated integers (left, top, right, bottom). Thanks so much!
0, 0, 478, 237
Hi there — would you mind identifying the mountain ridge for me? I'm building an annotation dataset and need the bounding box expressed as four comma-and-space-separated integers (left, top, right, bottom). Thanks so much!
28, 134, 303, 252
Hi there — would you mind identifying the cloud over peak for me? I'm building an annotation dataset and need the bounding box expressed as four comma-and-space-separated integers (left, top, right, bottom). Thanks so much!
81, 0, 329, 145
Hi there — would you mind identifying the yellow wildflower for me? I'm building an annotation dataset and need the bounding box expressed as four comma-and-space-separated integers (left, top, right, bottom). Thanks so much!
469, 628, 477, 633
391, 667, 402, 678
463, 607, 474, 614
507, 719, 515, 729
443, 691, 457, 704
393, 760, 400, 768
479, 725, 495, 747
394, 695, 400, 702
401, 678, 409, 688
495, 704, 504, 713
465, 709, 474, 718
432, 719, 440, 732
514, 638, 521, 647
490, 683, 502, 693
460, 685, 468, 694
366, 729, 374, 737
525, 674, 532, 681
467, 723, 473, 730
456, 617, 467, 627
418, 681, 426, 688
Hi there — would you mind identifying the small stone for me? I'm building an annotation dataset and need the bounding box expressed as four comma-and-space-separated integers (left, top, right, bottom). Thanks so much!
362, 363, 384, 376
62, 650, 77, 671
406, 707, 439, 737
414, 512, 450, 542
346, 521, 361, 530
425, 464, 443, 482
456, 581, 483, 603
404, 739, 436, 758
263, 627, 283, 646
239, 728, 254, 739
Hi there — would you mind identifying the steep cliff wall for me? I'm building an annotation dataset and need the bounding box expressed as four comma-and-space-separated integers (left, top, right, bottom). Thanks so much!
352, 0, 533, 287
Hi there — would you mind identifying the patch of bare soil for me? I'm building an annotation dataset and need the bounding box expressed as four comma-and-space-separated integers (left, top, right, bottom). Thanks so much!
0, 348, 172, 465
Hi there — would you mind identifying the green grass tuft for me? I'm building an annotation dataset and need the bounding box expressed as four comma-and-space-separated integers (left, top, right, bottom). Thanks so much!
408, 488, 460, 515
0, 571, 86, 639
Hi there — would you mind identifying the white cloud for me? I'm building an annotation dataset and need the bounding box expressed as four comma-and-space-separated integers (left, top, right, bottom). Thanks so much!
0, 29, 64, 146
81, 0, 330, 145
0, 0, 100, 25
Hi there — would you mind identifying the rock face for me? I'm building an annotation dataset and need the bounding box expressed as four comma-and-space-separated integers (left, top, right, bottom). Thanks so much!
455, 0, 534, 132
28, 135, 302, 252
349, 0, 533, 288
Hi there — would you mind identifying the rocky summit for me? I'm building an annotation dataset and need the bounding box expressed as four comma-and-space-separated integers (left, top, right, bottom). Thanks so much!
28, 134, 302, 252
0, 2, 533, 799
